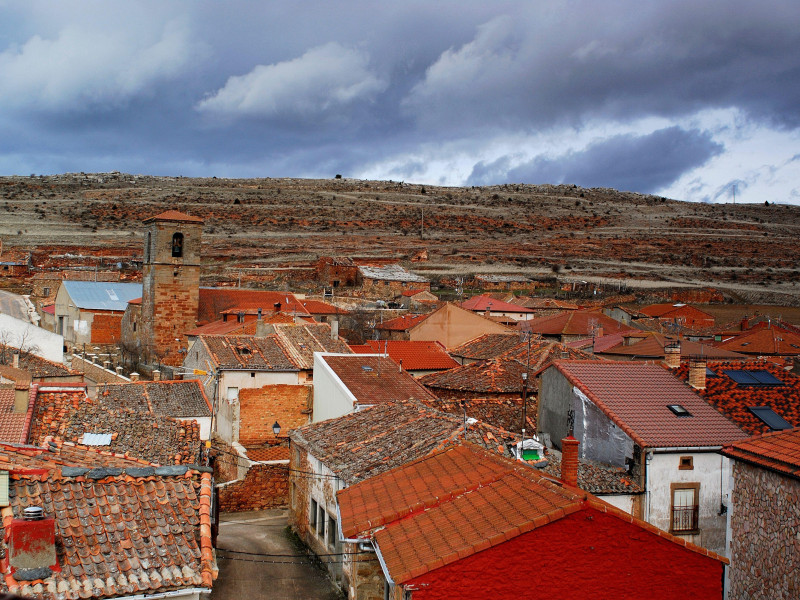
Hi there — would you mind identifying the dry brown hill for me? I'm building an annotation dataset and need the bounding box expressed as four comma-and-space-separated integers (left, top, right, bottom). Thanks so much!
2, 172, 799, 304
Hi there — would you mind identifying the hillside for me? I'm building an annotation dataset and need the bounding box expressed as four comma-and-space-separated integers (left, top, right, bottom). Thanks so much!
2, 172, 799, 304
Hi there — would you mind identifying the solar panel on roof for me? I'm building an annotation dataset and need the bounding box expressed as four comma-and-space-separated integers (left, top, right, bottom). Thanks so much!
748, 406, 792, 431
724, 369, 784, 386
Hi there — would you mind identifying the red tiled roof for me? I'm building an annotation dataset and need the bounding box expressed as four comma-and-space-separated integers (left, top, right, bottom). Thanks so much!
401, 289, 426, 297
375, 313, 429, 331
0, 453, 214, 598
350, 340, 459, 371
721, 428, 800, 480
273, 323, 352, 370
321, 355, 437, 404
99, 379, 212, 418
28, 384, 202, 465
601, 335, 746, 359
0, 388, 27, 444
198, 334, 297, 371
185, 318, 261, 337
448, 333, 523, 361
460, 295, 535, 313
523, 310, 631, 337
421, 340, 600, 394
143, 209, 204, 223
716, 327, 800, 356
547, 361, 747, 448
672, 361, 800, 435
0, 347, 79, 378
128, 297, 142, 305
245, 445, 291, 462
41, 304, 55, 315
639, 303, 715, 326
289, 399, 519, 484
197, 288, 309, 326
514, 297, 580, 310
300, 299, 348, 315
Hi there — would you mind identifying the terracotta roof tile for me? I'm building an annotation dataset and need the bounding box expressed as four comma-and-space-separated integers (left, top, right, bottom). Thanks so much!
460, 295, 535, 313
418, 396, 530, 434
273, 323, 352, 370
375, 313, 429, 332
350, 341, 459, 371
548, 360, 747, 448
197, 288, 309, 326
601, 335, 746, 359
0, 348, 78, 378
522, 310, 631, 337
99, 380, 212, 418
716, 327, 800, 356
540, 448, 644, 495
289, 399, 520, 484
198, 334, 297, 371
449, 333, 522, 361
0, 444, 214, 598
721, 428, 800, 480
28, 385, 201, 465
338, 444, 583, 583
299, 299, 348, 315
0, 389, 27, 444
321, 355, 437, 405
673, 361, 800, 435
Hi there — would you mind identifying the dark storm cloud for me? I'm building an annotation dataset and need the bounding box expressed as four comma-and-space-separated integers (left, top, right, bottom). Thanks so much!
467, 127, 724, 193
0, 0, 798, 197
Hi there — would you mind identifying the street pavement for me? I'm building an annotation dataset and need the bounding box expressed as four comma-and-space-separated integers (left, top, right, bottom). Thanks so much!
210, 510, 343, 600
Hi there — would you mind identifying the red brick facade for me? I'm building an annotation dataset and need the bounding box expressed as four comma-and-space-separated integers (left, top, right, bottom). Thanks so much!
238, 385, 310, 445
89, 311, 125, 344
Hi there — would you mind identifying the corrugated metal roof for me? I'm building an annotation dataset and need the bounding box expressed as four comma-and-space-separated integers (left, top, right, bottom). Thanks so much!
62, 281, 142, 311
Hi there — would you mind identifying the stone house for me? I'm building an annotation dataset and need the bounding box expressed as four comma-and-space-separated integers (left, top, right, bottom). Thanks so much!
315, 256, 360, 289
357, 264, 430, 299
721, 428, 800, 599
287, 399, 520, 596
0, 249, 31, 277
537, 360, 747, 553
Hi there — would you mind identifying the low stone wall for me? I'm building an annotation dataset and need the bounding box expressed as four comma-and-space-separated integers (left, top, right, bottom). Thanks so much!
70, 355, 130, 385
728, 461, 800, 600
217, 462, 289, 512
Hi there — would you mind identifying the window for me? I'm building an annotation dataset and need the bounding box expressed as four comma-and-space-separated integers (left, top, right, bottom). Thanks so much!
667, 404, 692, 417
317, 504, 325, 536
43, 287, 50, 296
132, 322, 137, 332
327, 514, 337, 549
145, 232, 151, 262
748, 406, 792, 430
670, 483, 700, 533
310, 499, 318, 529
171, 232, 184, 258
679, 456, 693, 470
250, 372, 255, 378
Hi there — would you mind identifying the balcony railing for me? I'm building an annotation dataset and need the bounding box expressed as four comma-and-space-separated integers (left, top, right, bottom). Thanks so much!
672, 505, 699, 533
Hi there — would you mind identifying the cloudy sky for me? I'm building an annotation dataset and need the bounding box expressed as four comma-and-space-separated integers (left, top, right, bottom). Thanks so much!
2, 1, 800, 204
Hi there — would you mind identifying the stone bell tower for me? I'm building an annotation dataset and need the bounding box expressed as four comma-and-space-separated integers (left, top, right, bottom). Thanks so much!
140, 210, 203, 366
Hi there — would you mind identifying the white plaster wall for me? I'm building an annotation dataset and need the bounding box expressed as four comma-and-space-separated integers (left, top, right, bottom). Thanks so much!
597, 493, 638, 515
646, 450, 730, 556
0, 314, 64, 363
312, 353, 358, 423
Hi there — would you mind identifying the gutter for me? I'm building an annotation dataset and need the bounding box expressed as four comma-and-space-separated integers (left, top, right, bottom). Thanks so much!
649, 446, 723, 454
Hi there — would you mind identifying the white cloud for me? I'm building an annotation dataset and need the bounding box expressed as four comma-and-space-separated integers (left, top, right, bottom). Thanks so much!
0, 20, 197, 112
196, 42, 386, 119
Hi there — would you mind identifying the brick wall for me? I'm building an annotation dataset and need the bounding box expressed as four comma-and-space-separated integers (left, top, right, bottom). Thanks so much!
728, 461, 800, 600
218, 462, 289, 512
238, 385, 310, 445
90, 312, 124, 344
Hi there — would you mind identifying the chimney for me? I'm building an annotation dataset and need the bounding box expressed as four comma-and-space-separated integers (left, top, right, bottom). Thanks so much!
330, 319, 339, 340
130, 372, 140, 382
255, 308, 274, 338
152, 370, 161, 381
561, 436, 579, 487
273, 302, 282, 313
12, 353, 19, 369
664, 342, 681, 369
8, 507, 60, 579
688, 358, 707, 390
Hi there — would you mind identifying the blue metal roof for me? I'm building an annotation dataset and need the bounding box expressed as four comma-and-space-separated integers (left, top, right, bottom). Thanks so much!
62, 281, 142, 311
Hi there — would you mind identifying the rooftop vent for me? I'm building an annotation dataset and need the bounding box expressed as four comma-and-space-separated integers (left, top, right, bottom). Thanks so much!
361, 366, 373, 372
23, 507, 44, 521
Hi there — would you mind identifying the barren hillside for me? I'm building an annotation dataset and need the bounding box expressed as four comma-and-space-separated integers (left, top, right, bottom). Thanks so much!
2, 172, 799, 304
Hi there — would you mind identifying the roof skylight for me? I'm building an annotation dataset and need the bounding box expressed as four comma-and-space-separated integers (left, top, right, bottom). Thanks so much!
748, 406, 792, 431
724, 370, 783, 386
667, 404, 692, 417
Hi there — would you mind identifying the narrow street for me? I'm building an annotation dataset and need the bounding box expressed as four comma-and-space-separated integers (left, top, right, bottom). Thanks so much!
210, 510, 343, 600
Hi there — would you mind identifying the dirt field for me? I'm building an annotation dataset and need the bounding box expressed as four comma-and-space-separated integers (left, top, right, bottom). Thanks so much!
2, 172, 799, 304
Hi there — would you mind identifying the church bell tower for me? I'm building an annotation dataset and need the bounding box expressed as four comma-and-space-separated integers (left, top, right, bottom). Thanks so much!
140, 210, 203, 366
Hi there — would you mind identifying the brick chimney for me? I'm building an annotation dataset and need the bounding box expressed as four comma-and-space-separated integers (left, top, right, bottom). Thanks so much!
561, 436, 579, 487
12, 353, 20, 369
130, 372, 140, 382
8, 507, 60, 580
688, 358, 707, 390
152, 370, 161, 381
664, 342, 681, 369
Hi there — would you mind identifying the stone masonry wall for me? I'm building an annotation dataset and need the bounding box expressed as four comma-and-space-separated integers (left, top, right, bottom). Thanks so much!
217, 462, 289, 512
728, 461, 800, 600
70, 355, 131, 385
